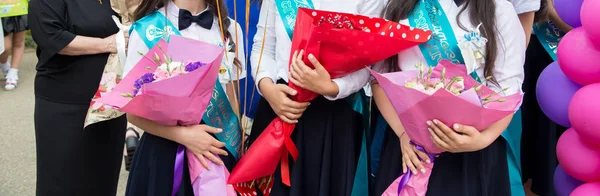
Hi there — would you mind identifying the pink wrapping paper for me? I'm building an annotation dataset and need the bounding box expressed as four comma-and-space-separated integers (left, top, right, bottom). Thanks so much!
95, 35, 232, 195
382, 163, 434, 196
370, 60, 523, 196
369, 60, 523, 154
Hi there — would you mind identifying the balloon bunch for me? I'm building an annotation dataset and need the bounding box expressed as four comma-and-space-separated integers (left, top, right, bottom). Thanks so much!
537, 0, 600, 195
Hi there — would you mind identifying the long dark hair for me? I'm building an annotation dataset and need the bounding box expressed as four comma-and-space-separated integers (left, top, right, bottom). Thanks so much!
134, 0, 242, 69
382, 0, 499, 85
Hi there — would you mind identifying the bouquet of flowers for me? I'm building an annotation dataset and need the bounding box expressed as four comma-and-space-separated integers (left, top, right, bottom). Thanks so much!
370, 60, 523, 196
228, 7, 431, 194
83, 0, 140, 127
95, 36, 235, 196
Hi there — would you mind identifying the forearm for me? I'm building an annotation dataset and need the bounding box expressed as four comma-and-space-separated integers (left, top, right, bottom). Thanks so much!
372, 82, 405, 138
58, 35, 113, 56
480, 114, 514, 144
126, 114, 184, 143
518, 12, 535, 46
226, 82, 241, 117
549, 10, 573, 33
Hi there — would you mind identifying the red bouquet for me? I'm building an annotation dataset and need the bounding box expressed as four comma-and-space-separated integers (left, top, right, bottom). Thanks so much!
228, 8, 431, 194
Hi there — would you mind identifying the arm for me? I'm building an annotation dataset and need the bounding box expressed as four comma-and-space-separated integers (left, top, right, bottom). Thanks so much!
127, 114, 185, 143
547, 1, 573, 33
251, 0, 279, 95
475, 0, 528, 145
29, 0, 116, 62
372, 81, 406, 138
311, 0, 385, 100
518, 12, 535, 45
57, 35, 116, 56
510, 0, 541, 45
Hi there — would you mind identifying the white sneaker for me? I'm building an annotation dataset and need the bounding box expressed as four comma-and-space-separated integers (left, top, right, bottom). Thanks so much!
5, 68, 18, 91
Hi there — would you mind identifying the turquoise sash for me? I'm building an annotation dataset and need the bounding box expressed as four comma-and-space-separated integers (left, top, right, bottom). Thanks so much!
275, 0, 315, 39
532, 21, 565, 61
132, 12, 242, 159
273, 0, 369, 194
407, 0, 524, 195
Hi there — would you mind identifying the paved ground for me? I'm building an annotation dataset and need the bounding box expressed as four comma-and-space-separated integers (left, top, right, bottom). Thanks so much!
0, 51, 129, 195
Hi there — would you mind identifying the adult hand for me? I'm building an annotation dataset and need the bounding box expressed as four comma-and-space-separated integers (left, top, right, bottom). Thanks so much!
260, 79, 310, 123
289, 50, 338, 97
428, 119, 491, 153
399, 133, 431, 175
179, 124, 229, 169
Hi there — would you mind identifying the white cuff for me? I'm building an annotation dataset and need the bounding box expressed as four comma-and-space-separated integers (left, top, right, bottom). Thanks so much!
254, 71, 276, 96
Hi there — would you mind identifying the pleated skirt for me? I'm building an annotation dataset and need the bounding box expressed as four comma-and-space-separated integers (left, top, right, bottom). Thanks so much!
373, 125, 511, 196
247, 82, 363, 196
125, 124, 237, 196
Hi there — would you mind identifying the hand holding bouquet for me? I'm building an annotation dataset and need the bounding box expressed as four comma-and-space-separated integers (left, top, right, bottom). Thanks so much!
96, 36, 235, 196
228, 7, 432, 194
371, 61, 523, 196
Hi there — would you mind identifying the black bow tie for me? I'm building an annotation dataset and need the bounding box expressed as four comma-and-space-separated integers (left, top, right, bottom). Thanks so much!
178, 9, 214, 30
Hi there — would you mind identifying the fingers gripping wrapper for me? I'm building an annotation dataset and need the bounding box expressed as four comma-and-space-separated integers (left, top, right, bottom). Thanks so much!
228, 8, 432, 194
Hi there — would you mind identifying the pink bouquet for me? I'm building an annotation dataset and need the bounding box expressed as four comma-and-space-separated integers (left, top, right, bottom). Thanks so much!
370, 60, 523, 196
95, 35, 235, 196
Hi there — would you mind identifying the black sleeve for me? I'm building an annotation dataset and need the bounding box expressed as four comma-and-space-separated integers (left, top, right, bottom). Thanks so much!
29, 0, 76, 63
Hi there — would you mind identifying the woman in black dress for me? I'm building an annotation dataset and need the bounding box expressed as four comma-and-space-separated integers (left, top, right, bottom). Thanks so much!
29, 0, 127, 195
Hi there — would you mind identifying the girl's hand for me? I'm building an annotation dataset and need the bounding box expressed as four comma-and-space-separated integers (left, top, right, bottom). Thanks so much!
260, 79, 310, 123
179, 124, 229, 169
428, 120, 491, 153
289, 50, 338, 96
399, 133, 431, 175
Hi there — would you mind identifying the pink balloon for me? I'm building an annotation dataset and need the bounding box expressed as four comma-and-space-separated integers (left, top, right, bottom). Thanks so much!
571, 182, 600, 196
581, 0, 600, 45
569, 83, 600, 148
556, 129, 600, 182
557, 28, 600, 85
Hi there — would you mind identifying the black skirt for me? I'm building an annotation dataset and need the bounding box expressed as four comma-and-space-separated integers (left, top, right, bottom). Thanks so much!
373, 126, 511, 196
247, 82, 363, 196
520, 35, 568, 196
125, 123, 237, 196
34, 97, 127, 196
2, 15, 28, 35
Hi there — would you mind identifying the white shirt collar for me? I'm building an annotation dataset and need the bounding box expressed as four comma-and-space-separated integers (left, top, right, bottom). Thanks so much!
166, 1, 211, 18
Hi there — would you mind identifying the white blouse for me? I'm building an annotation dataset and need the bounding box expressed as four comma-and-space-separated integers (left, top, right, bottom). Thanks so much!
509, 0, 540, 14
124, 1, 246, 91
374, 0, 526, 95
251, 0, 384, 100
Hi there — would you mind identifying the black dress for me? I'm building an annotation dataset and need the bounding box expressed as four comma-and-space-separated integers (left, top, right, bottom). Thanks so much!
373, 125, 511, 196
125, 127, 237, 196
247, 80, 364, 196
520, 34, 567, 196
29, 0, 126, 195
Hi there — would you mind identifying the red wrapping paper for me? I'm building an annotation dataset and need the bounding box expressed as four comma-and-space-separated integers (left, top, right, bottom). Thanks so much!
229, 8, 431, 192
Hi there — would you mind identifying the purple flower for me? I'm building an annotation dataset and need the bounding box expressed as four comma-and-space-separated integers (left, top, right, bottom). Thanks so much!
184, 61, 206, 72
133, 73, 156, 96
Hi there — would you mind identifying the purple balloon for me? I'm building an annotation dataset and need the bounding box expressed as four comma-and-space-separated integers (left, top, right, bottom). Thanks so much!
555, 164, 585, 196
555, 0, 584, 28
536, 62, 581, 127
